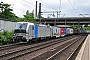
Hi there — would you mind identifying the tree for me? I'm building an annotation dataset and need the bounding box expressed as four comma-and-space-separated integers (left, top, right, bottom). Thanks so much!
0, 2, 18, 21
18, 10, 36, 23
37, 12, 44, 18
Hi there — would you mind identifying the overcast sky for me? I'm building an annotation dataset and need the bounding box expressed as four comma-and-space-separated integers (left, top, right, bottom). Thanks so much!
0, 0, 90, 18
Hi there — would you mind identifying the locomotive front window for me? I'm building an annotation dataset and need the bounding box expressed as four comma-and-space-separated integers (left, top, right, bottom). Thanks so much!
15, 23, 28, 30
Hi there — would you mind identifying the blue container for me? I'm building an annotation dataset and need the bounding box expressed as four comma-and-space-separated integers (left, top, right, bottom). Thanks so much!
80, 30, 85, 34
64, 28, 67, 34
34, 25, 38, 38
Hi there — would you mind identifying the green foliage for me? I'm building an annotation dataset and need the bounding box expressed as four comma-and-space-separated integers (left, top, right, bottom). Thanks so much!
37, 12, 44, 18
0, 2, 18, 21
68, 24, 90, 30
82, 27, 90, 30
18, 10, 36, 24
0, 31, 14, 45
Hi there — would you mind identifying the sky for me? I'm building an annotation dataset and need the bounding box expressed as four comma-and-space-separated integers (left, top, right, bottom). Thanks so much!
0, 0, 90, 18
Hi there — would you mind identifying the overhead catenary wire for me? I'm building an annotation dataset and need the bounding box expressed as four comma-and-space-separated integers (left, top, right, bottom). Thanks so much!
72, 0, 85, 17
67, 0, 78, 14
23, 0, 47, 12
10, 0, 48, 17
40, 0, 57, 10
29, 0, 34, 4
41, 3, 57, 10
67, 0, 85, 17
23, 0, 35, 6
72, 0, 80, 13
40, 0, 63, 18
23, 0, 63, 17
12, 0, 64, 17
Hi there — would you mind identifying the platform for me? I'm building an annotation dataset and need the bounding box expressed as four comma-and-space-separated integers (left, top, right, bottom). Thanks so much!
75, 34, 90, 60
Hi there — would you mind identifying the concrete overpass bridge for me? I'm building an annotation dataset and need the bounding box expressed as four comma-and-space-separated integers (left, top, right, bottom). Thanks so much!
36, 17, 90, 27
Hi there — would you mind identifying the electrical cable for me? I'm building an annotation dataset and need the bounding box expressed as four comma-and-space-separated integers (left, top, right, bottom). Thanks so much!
29, 0, 34, 4
67, 0, 78, 14
40, 0, 57, 10
72, 0, 80, 13
41, 4, 56, 10
72, 0, 85, 17
23, 0, 35, 6
23, 0, 47, 12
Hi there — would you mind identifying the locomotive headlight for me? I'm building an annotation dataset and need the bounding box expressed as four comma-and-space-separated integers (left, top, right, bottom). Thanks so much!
26, 33, 28, 36
14, 34, 15, 35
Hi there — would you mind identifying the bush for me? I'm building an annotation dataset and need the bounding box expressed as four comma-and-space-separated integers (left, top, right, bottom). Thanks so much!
0, 31, 14, 45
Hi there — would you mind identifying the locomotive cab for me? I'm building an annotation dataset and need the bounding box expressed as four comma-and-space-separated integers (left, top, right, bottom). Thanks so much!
13, 22, 34, 42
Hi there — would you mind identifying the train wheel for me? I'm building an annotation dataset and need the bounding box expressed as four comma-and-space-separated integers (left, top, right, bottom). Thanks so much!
27, 39, 32, 44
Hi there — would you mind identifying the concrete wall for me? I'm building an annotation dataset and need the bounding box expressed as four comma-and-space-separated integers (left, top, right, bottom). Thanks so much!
0, 20, 16, 32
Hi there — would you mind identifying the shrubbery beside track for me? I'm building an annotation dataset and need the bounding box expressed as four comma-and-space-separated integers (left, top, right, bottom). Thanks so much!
0, 31, 14, 45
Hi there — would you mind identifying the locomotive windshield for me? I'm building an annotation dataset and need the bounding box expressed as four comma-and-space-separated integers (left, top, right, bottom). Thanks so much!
15, 23, 28, 30
14, 23, 28, 33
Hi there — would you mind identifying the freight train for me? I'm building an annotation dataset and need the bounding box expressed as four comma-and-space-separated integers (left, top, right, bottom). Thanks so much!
13, 22, 88, 43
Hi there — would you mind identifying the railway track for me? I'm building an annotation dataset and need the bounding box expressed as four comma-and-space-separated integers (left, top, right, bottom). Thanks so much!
0, 35, 75, 51
0, 35, 76, 51
0, 42, 24, 51
46, 35, 87, 60
0, 35, 78, 60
